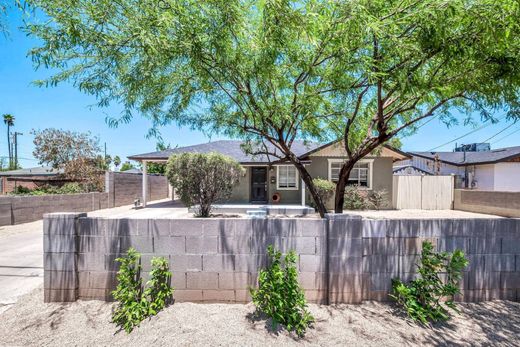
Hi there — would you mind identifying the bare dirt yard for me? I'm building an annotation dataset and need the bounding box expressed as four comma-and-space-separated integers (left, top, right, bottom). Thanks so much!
0, 287, 519, 347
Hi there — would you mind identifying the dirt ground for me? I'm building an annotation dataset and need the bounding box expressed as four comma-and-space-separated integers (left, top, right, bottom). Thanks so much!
1, 287, 519, 347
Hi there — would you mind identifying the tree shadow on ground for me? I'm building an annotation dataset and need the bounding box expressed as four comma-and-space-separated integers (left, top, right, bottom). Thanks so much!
423, 301, 520, 346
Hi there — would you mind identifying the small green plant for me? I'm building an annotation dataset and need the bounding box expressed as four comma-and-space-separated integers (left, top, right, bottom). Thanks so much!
309, 178, 335, 209
111, 248, 147, 333
144, 257, 174, 316
390, 241, 469, 324
250, 245, 314, 337
112, 248, 174, 333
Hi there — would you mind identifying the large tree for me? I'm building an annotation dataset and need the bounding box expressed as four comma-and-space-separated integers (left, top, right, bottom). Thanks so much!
25, 0, 520, 215
32, 128, 104, 190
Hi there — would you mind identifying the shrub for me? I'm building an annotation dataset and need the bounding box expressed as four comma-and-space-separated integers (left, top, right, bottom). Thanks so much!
343, 186, 389, 210
11, 185, 32, 195
112, 248, 174, 333
390, 241, 469, 324
112, 248, 147, 333
367, 189, 389, 210
57, 182, 85, 194
10, 182, 87, 195
309, 178, 335, 209
166, 152, 244, 217
250, 245, 314, 337
144, 257, 174, 316
343, 185, 368, 210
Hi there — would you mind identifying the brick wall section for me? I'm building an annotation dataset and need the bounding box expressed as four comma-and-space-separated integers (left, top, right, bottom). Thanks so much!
454, 189, 520, 218
0, 172, 169, 226
44, 215, 520, 304
105, 172, 169, 207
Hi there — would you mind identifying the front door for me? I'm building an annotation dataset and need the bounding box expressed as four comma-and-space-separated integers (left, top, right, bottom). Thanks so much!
251, 167, 268, 203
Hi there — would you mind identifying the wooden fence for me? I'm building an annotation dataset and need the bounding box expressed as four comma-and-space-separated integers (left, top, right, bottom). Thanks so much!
392, 175, 454, 209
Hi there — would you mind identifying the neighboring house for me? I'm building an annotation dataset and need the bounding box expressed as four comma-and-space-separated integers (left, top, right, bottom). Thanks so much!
393, 164, 432, 176
128, 140, 408, 207
394, 145, 520, 191
0, 166, 64, 194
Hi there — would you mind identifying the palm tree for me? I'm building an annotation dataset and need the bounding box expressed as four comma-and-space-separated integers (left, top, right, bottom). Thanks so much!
2, 114, 14, 169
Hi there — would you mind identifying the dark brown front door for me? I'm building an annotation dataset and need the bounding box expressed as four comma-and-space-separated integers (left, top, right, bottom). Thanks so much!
251, 167, 268, 203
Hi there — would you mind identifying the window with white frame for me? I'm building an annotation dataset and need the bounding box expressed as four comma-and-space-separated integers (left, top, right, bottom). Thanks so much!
328, 159, 373, 189
277, 165, 298, 190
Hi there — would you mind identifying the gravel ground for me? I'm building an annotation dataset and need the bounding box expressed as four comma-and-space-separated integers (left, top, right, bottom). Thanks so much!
1, 287, 519, 347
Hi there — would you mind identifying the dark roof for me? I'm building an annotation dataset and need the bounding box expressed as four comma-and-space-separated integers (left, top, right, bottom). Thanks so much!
0, 166, 63, 177
411, 146, 520, 166
128, 140, 321, 164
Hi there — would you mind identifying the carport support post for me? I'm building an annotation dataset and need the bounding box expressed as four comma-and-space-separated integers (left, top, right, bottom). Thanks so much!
142, 160, 148, 207
301, 177, 306, 206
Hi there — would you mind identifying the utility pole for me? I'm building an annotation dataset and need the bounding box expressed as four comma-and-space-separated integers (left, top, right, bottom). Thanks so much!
13, 132, 23, 169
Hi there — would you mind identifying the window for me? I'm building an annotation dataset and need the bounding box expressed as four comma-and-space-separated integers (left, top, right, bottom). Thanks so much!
277, 165, 298, 190
328, 159, 373, 189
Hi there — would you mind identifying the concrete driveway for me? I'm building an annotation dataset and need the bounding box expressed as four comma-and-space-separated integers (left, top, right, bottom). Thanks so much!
0, 221, 43, 314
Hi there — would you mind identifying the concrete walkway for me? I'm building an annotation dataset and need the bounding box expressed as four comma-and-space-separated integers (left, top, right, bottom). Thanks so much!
0, 220, 43, 314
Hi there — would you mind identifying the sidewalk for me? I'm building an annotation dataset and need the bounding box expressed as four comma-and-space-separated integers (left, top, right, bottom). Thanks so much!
0, 221, 43, 314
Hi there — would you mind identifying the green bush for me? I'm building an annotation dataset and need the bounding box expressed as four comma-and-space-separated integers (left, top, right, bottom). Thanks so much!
57, 182, 85, 194
166, 152, 244, 217
343, 185, 368, 210
250, 245, 314, 337
309, 178, 335, 209
390, 241, 469, 324
10, 182, 87, 195
112, 248, 174, 333
11, 185, 32, 195
343, 186, 389, 210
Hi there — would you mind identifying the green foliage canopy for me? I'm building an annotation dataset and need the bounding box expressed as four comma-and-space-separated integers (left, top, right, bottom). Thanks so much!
24, 0, 520, 213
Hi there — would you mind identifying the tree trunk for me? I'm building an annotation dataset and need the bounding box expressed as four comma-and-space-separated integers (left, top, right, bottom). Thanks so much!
6, 126, 11, 169
334, 161, 355, 213
290, 159, 328, 218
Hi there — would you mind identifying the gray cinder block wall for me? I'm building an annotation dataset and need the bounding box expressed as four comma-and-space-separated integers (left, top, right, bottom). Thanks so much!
0, 172, 169, 226
44, 214, 520, 304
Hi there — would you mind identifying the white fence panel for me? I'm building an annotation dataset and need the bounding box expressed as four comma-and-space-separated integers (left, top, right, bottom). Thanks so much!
393, 175, 454, 210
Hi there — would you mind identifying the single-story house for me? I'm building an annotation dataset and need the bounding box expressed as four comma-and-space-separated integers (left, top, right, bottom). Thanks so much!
128, 140, 409, 207
394, 145, 520, 191
0, 166, 64, 194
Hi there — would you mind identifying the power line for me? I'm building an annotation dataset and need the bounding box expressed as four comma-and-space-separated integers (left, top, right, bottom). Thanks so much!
492, 126, 520, 145
479, 122, 517, 144
429, 120, 499, 151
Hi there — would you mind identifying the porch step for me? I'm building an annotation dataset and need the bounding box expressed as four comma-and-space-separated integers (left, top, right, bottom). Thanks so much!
246, 210, 268, 218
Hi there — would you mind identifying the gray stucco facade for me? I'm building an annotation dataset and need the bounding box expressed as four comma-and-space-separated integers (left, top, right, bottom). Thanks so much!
226, 156, 394, 208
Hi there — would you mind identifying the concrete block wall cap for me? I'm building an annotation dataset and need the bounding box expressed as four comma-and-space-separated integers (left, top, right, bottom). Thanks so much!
325, 213, 362, 220
44, 212, 88, 218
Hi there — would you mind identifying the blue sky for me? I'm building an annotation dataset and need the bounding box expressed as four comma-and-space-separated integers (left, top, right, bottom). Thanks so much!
1, 8, 519, 168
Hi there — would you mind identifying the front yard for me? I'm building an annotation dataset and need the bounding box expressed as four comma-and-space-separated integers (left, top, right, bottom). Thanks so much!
1, 286, 518, 346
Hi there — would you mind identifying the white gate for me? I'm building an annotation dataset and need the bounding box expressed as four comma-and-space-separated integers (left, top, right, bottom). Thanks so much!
392, 175, 454, 210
